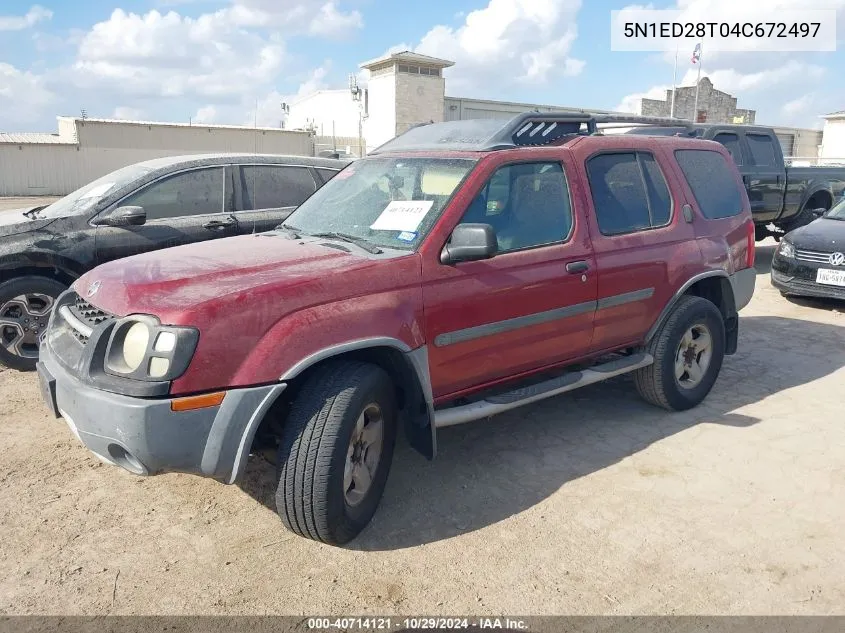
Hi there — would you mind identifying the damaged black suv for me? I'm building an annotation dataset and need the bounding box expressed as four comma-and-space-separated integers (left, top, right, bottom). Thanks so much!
0, 153, 346, 370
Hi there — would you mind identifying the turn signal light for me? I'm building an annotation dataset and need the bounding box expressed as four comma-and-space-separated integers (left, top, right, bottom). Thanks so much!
170, 392, 226, 412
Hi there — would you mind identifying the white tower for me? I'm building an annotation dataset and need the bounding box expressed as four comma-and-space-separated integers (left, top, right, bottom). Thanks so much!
359, 51, 454, 152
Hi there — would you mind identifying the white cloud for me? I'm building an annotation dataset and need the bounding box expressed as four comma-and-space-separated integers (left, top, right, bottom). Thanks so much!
409, 0, 585, 95
73, 9, 286, 99
615, 85, 671, 113
0, 5, 52, 31
112, 106, 146, 120
193, 105, 218, 124
0, 63, 54, 126
227, 0, 363, 37
782, 95, 815, 118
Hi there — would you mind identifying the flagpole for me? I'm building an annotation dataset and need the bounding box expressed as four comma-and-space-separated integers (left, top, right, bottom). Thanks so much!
692, 42, 702, 122
670, 44, 678, 118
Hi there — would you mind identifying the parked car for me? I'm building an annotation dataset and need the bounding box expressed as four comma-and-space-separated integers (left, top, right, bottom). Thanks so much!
0, 153, 348, 370
36, 113, 756, 545
771, 195, 845, 300
625, 123, 845, 240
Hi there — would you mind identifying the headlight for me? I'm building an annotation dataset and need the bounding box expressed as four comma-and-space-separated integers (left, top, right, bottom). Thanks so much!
778, 240, 795, 259
105, 315, 198, 381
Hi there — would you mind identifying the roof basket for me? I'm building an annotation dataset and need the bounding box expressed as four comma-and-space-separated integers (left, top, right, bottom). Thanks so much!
368, 111, 696, 154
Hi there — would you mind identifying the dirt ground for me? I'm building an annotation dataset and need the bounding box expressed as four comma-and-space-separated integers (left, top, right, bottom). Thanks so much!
0, 241, 844, 616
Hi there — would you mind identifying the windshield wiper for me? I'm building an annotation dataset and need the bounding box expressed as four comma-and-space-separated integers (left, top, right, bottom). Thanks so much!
276, 224, 302, 239
310, 232, 383, 254
22, 205, 47, 219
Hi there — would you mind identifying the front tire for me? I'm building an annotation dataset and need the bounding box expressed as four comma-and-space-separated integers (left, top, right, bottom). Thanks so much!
0, 276, 67, 371
275, 361, 397, 545
634, 295, 726, 411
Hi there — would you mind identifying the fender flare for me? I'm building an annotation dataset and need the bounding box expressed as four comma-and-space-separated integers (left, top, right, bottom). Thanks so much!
645, 270, 732, 344
798, 184, 834, 213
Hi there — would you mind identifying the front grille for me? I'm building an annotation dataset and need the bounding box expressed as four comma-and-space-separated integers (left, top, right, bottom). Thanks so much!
795, 248, 838, 264
62, 293, 115, 345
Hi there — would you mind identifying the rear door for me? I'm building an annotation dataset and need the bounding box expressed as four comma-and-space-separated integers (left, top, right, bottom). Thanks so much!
94, 165, 237, 264
577, 146, 697, 353
232, 164, 319, 234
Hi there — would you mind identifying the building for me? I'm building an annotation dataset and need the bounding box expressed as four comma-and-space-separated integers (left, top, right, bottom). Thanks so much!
639, 78, 756, 124
0, 117, 314, 196
819, 111, 845, 163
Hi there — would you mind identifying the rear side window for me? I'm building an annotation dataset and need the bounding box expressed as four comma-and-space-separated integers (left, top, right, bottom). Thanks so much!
675, 149, 744, 219
586, 152, 672, 235
713, 133, 743, 165
746, 133, 777, 166
241, 166, 316, 210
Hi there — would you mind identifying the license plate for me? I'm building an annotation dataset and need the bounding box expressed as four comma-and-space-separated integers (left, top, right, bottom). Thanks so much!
816, 268, 845, 287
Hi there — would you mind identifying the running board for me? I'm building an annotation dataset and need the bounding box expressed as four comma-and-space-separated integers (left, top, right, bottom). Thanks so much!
433, 352, 654, 429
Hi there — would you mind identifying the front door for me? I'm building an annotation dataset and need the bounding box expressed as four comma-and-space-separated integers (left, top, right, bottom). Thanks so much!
94, 165, 237, 264
422, 158, 597, 401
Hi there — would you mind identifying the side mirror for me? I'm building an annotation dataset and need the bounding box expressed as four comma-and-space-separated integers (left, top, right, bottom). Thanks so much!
105, 206, 146, 226
441, 223, 497, 265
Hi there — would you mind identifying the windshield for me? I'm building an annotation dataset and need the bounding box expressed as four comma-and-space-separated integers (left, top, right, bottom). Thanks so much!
827, 197, 845, 220
282, 156, 477, 250
37, 163, 155, 219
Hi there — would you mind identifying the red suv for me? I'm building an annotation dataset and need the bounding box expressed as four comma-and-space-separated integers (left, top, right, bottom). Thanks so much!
36, 113, 756, 545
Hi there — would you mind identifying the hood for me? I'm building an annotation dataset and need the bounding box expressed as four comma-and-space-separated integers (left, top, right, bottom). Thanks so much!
787, 217, 845, 252
0, 208, 56, 237
74, 233, 399, 322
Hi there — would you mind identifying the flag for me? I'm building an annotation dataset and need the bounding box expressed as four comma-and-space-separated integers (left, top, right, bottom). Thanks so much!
691, 43, 701, 64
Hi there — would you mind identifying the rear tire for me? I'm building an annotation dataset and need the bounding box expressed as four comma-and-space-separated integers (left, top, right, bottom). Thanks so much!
0, 276, 67, 371
275, 360, 397, 545
634, 295, 725, 411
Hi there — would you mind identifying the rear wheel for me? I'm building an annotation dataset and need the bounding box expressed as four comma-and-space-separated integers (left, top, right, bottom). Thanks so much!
0, 276, 67, 371
275, 360, 397, 545
634, 295, 725, 411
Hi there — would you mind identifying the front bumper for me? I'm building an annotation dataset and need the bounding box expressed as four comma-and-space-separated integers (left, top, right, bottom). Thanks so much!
37, 343, 285, 483
771, 256, 845, 301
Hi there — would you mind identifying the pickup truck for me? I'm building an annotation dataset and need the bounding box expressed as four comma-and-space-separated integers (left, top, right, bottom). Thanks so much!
36, 113, 757, 545
626, 123, 845, 240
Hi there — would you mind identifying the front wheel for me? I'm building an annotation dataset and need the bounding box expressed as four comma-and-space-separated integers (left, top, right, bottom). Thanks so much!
275, 360, 397, 545
0, 276, 67, 371
634, 295, 726, 411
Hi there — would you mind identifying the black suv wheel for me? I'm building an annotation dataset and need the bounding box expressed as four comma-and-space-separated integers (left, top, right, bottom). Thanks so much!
634, 295, 726, 411
275, 360, 397, 545
0, 276, 67, 371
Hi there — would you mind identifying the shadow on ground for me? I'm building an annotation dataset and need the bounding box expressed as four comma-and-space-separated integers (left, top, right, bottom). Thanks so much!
238, 315, 845, 550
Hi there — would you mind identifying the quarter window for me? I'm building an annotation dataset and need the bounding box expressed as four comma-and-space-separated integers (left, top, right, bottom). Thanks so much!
586, 152, 672, 235
674, 149, 744, 219
458, 162, 573, 253
121, 167, 225, 220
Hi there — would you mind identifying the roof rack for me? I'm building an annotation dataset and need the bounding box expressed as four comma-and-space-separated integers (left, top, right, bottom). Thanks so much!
368, 111, 698, 154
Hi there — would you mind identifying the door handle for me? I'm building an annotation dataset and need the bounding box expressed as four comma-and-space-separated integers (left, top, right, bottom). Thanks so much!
203, 219, 235, 230
566, 260, 590, 274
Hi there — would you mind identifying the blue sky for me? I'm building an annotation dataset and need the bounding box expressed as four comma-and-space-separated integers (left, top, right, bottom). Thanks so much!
2, 0, 844, 132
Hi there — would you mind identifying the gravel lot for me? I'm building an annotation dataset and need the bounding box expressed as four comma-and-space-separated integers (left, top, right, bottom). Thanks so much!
0, 240, 844, 616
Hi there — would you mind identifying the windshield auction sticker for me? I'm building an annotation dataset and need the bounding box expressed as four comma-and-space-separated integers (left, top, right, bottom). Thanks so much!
370, 200, 435, 232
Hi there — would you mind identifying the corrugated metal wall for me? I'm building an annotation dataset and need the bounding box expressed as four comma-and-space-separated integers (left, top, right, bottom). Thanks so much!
0, 120, 315, 196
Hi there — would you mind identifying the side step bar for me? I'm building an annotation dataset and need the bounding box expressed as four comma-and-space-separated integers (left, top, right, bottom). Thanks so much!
434, 352, 654, 429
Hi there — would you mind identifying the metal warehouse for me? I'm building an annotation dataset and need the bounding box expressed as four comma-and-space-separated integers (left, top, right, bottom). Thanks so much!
0, 117, 314, 196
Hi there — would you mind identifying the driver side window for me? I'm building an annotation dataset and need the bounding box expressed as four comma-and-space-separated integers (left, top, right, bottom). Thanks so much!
458, 162, 573, 253
121, 167, 226, 220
